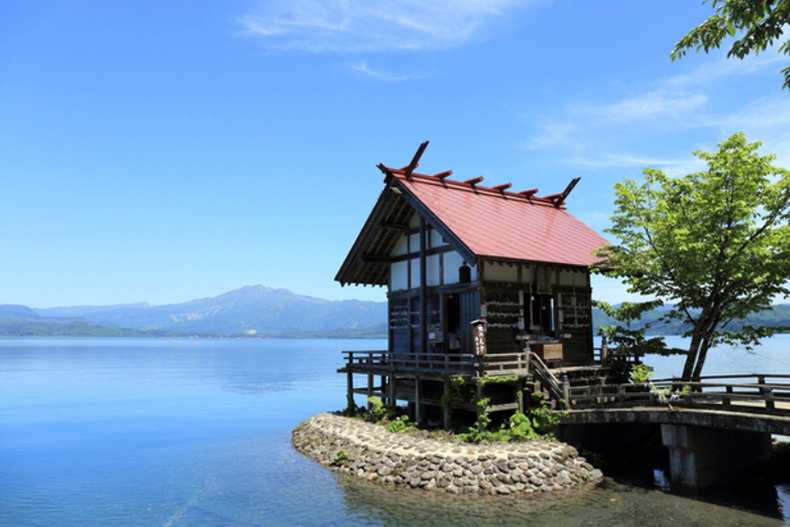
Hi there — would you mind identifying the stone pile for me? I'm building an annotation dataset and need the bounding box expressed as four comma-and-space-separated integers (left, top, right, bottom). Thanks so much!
292, 413, 603, 495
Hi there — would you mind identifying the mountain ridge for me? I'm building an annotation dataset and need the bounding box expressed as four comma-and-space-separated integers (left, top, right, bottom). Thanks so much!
15, 285, 388, 337
4, 286, 790, 339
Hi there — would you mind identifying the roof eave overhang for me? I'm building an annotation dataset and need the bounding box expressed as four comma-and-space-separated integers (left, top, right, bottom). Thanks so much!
335, 187, 395, 287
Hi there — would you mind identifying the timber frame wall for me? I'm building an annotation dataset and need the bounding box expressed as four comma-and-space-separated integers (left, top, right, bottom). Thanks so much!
386, 212, 595, 370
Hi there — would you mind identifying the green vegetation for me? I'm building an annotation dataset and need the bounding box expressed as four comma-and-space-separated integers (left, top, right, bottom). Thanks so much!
0, 320, 196, 337
671, 0, 790, 91
457, 392, 566, 444
595, 133, 790, 382
593, 303, 790, 336
593, 300, 683, 357
361, 388, 566, 445
629, 364, 690, 405
629, 363, 654, 385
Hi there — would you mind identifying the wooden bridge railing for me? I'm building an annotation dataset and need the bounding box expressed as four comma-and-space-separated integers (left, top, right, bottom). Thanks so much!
567, 373, 790, 413
341, 350, 530, 378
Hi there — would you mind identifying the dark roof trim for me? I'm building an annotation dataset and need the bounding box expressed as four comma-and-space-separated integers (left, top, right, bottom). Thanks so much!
334, 187, 394, 286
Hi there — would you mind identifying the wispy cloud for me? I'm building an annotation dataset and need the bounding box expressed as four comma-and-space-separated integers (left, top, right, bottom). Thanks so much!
520, 53, 790, 171
347, 62, 421, 82
239, 0, 538, 53
588, 91, 708, 125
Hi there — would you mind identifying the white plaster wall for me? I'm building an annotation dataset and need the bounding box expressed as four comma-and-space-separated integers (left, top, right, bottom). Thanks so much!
443, 251, 477, 284
391, 261, 409, 291
483, 261, 519, 282
392, 235, 409, 256
427, 254, 441, 286
409, 232, 420, 252
430, 229, 445, 248
559, 269, 587, 286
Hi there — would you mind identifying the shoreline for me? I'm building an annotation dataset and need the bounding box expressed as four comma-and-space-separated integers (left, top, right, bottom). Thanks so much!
292, 413, 603, 496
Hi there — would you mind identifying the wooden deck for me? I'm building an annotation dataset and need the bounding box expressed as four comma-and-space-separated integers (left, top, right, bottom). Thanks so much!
339, 349, 530, 379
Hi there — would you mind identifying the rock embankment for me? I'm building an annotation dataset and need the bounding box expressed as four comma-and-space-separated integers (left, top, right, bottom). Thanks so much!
292, 413, 603, 495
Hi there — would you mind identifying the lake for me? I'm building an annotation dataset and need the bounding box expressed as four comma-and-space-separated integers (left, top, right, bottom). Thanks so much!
1, 336, 789, 526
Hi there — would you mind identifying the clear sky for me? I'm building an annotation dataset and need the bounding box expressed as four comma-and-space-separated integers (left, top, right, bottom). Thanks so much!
2, 1, 788, 308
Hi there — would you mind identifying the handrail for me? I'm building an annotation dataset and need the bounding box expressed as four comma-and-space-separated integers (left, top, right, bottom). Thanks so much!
567, 378, 790, 412
341, 350, 530, 378
528, 352, 566, 407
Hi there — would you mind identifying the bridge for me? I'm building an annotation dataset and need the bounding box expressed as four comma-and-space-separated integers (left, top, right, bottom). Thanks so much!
546, 365, 790, 490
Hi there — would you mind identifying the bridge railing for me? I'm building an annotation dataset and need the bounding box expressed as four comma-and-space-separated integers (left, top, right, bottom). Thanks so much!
568, 373, 790, 413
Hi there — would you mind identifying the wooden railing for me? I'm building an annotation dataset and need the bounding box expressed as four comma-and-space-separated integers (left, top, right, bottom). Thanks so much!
341, 350, 530, 378
528, 352, 567, 408
567, 373, 790, 413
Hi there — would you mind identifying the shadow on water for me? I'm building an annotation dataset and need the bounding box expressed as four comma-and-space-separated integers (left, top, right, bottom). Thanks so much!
337, 475, 785, 527
334, 421, 790, 527
573, 427, 790, 526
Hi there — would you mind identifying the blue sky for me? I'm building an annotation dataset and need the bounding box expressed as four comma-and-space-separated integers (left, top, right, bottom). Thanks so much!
2, 1, 789, 308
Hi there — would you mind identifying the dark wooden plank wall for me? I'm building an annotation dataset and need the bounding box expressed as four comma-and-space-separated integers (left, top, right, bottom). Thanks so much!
555, 285, 594, 366
482, 285, 522, 356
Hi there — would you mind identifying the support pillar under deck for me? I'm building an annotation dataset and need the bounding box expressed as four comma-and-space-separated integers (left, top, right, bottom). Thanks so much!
415, 376, 422, 424
661, 424, 772, 490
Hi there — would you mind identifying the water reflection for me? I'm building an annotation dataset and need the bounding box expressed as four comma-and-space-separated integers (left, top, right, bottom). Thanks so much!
3, 337, 790, 526
338, 477, 784, 527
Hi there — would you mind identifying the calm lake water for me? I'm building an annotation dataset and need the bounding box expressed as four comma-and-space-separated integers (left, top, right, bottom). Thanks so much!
1, 336, 789, 526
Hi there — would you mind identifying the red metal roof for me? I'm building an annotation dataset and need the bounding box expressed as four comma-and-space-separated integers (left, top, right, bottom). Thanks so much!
391, 171, 609, 267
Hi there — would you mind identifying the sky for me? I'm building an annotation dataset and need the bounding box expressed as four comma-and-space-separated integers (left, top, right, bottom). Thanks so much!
2, 1, 789, 308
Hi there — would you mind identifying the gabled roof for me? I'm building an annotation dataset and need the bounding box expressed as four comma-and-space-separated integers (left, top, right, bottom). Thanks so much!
336, 148, 610, 287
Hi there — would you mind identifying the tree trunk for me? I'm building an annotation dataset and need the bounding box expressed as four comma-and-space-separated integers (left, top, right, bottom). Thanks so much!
691, 338, 711, 386
681, 331, 702, 382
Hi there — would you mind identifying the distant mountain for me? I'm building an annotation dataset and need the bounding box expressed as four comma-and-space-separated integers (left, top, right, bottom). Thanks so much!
7, 287, 790, 339
37, 302, 151, 318
591, 304, 790, 335
27, 285, 388, 337
0, 320, 201, 338
0, 304, 42, 319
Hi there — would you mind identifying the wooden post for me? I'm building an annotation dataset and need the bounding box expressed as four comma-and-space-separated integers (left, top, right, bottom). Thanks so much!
366, 375, 373, 409
766, 387, 775, 410
476, 380, 484, 433
562, 374, 571, 410
419, 218, 428, 359
388, 374, 396, 405
347, 353, 354, 411
443, 379, 450, 430
415, 376, 422, 424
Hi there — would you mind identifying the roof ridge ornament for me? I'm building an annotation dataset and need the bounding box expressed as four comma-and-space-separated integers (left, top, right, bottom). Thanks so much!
401, 141, 429, 181
464, 176, 484, 188
543, 177, 580, 208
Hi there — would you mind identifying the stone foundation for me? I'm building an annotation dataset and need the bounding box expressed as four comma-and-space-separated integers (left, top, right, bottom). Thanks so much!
292, 413, 603, 495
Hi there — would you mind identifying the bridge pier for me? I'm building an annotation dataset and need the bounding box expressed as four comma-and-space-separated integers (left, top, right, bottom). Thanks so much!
661, 424, 772, 490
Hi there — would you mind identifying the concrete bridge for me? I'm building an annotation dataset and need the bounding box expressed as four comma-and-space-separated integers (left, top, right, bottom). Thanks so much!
554, 372, 790, 490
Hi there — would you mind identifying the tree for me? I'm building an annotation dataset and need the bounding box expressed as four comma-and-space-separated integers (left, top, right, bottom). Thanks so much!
593, 299, 684, 358
594, 133, 790, 382
671, 0, 790, 91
